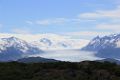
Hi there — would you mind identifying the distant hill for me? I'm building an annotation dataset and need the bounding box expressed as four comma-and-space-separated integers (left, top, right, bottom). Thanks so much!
17, 57, 60, 63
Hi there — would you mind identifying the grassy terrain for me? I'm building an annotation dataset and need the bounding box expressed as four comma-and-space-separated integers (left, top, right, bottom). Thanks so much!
0, 61, 120, 80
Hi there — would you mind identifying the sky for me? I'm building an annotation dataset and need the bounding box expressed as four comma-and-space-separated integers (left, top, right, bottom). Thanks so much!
0, 0, 120, 40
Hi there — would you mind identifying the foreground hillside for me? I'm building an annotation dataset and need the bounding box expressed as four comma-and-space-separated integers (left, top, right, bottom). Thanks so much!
0, 61, 120, 80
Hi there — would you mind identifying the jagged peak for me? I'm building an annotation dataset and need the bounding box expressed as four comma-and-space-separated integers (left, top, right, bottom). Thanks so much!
92, 33, 120, 41
40, 38, 51, 41
1, 36, 20, 41
1, 36, 27, 44
93, 36, 100, 40
39, 38, 52, 43
82, 33, 120, 51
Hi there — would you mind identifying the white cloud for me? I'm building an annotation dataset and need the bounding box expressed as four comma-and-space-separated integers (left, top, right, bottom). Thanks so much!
36, 18, 68, 25
79, 6, 120, 19
25, 20, 33, 25
0, 33, 90, 50
12, 28, 31, 34
36, 20, 51, 25
0, 24, 3, 28
96, 24, 120, 32
70, 19, 96, 23
0, 33, 70, 42
78, 13, 101, 19
78, 5, 120, 34
64, 31, 112, 39
26, 17, 96, 26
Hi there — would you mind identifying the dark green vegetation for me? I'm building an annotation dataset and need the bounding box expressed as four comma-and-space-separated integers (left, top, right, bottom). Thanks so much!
17, 57, 59, 63
0, 61, 120, 80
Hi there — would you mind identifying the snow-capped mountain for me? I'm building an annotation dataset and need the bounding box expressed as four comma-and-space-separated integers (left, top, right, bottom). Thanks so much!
82, 34, 120, 59
0, 33, 89, 50
0, 34, 89, 61
32, 38, 89, 50
82, 34, 120, 51
0, 37, 43, 61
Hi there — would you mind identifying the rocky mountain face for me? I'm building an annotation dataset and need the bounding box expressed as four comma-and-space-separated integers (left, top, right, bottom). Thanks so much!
0, 37, 43, 61
82, 34, 120, 59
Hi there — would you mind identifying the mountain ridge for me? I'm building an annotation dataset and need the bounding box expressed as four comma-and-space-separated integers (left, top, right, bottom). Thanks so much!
17, 57, 60, 63
0, 37, 44, 61
82, 33, 120, 59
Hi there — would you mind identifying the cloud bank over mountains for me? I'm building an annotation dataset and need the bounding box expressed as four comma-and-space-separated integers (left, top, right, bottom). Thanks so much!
0, 33, 89, 50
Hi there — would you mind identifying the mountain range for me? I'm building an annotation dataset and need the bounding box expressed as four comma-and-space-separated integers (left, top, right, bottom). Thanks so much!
82, 34, 120, 59
32, 37, 89, 50
0, 33, 120, 62
0, 36, 88, 61
0, 37, 43, 61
